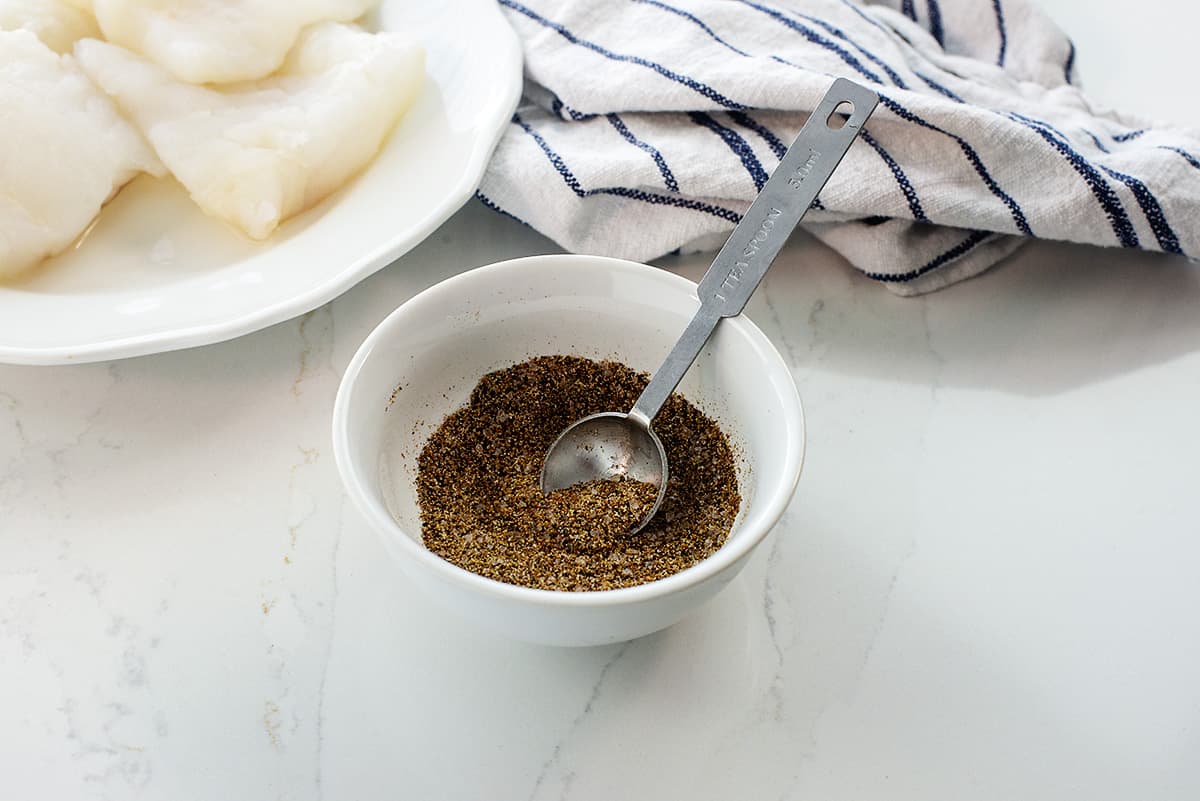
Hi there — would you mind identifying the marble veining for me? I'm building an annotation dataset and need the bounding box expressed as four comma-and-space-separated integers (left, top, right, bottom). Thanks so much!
525, 641, 630, 801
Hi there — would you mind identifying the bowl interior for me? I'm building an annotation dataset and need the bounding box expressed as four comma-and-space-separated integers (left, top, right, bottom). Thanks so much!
337, 255, 803, 595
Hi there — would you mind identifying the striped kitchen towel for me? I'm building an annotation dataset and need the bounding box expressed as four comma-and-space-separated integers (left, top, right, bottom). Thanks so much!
477, 0, 1200, 294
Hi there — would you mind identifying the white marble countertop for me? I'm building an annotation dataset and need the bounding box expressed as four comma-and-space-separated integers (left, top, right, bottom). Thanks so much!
4, 3, 1200, 799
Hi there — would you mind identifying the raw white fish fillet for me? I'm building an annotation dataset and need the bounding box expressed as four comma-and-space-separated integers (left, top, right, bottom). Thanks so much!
0, 30, 161, 278
93, 0, 377, 83
0, 0, 99, 53
75, 22, 423, 241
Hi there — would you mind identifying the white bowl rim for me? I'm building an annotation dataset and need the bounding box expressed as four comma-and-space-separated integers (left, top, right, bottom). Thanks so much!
332, 254, 805, 608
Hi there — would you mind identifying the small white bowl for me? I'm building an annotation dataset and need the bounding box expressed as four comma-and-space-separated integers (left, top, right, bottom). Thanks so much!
332, 254, 804, 646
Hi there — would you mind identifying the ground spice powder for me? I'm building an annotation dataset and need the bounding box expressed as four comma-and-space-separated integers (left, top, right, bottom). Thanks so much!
416, 355, 742, 591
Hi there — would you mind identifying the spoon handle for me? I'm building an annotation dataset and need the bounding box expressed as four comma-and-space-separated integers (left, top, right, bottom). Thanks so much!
629, 78, 879, 428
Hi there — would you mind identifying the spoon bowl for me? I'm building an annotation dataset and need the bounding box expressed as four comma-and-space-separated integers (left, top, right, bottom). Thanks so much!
540, 411, 669, 531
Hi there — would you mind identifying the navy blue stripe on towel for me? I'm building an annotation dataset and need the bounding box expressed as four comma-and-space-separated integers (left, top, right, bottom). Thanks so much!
1010, 114, 1139, 248
637, 0, 819, 77
514, 113, 743, 224
690, 111, 770, 190
1083, 130, 1111, 153
1011, 113, 1073, 144
787, 9, 911, 88
547, 91, 594, 121
1099, 166, 1183, 255
738, 0, 884, 84
1113, 129, 1147, 143
915, 71, 964, 102
634, 0, 750, 56
879, 94, 1031, 235
476, 190, 533, 228
1161, 146, 1200, 171
727, 110, 787, 160
499, 0, 745, 109
926, 0, 945, 46
860, 129, 928, 222
863, 230, 991, 283
606, 113, 680, 192
992, 0, 1007, 65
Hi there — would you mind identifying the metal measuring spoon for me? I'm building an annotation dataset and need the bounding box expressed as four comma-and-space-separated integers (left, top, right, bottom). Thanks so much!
540, 79, 879, 533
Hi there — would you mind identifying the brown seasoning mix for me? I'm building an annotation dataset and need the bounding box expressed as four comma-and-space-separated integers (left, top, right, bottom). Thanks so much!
416, 355, 741, 591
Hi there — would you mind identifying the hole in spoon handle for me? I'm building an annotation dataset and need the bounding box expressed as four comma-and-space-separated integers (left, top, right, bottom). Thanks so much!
696, 78, 879, 318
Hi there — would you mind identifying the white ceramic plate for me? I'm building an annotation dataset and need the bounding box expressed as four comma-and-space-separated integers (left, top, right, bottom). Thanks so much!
0, 0, 522, 365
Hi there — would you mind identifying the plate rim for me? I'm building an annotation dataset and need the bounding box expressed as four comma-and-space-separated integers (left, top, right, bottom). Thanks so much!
0, 2, 523, 366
